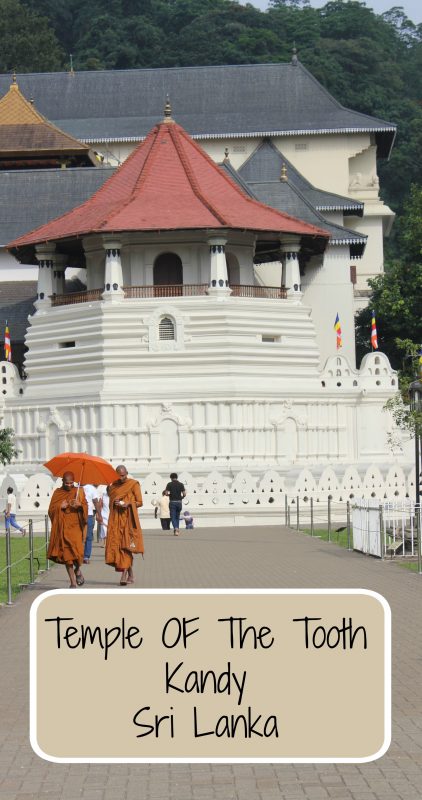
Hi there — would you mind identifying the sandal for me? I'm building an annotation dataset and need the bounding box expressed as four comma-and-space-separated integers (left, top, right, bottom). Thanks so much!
127, 572, 134, 584
75, 571, 85, 586
120, 570, 128, 586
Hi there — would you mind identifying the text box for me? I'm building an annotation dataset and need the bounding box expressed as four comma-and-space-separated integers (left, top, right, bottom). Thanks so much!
30, 589, 390, 762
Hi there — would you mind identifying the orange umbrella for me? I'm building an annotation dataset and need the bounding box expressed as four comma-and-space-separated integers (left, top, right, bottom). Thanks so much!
44, 452, 119, 486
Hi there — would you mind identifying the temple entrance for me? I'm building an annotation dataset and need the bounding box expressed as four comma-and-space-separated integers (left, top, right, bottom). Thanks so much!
153, 253, 183, 296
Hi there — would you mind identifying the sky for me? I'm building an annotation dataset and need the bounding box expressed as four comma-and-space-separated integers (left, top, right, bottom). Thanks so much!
239, 0, 422, 24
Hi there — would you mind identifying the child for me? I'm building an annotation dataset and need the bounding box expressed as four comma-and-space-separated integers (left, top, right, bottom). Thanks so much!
183, 510, 194, 529
152, 491, 171, 530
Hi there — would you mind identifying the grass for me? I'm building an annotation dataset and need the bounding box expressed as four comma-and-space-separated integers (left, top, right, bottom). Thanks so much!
301, 526, 422, 569
301, 527, 352, 549
397, 561, 422, 572
0, 536, 48, 604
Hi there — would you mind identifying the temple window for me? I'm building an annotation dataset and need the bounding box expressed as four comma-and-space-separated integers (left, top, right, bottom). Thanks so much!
159, 317, 175, 341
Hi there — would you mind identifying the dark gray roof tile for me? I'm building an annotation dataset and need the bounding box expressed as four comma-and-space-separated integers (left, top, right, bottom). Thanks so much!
0, 63, 395, 156
239, 140, 364, 215
0, 167, 113, 244
222, 153, 366, 254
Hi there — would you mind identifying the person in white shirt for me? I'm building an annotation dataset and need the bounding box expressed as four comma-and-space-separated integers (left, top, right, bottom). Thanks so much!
152, 491, 171, 530
82, 484, 101, 563
4, 487, 26, 536
99, 491, 110, 545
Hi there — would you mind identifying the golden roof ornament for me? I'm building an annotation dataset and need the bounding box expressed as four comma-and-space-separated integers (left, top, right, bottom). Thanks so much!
280, 163, 288, 182
163, 94, 173, 123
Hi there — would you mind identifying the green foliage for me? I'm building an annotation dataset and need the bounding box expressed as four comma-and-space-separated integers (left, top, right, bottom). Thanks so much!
0, 428, 18, 466
355, 185, 422, 378
384, 392, 422, 442
0, 0, 64, 72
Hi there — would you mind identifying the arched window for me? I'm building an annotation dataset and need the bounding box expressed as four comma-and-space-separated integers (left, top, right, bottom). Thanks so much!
159, 317, 175, 340
154, 253, 183, 286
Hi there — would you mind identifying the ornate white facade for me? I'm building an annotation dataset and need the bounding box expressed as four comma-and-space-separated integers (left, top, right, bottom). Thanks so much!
0, 240, 412, 521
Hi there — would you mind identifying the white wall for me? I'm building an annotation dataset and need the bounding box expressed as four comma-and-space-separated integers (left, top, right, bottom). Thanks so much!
302, 245, 356, 367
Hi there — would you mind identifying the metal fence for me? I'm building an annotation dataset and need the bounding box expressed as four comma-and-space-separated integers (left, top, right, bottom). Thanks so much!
283, 495, 353, 550
1, 516, 50, 606
352, 499, 422, 566
284, 495, 422, 572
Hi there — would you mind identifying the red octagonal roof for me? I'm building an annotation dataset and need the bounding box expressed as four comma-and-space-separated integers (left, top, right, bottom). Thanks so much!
8, 115, 329, 249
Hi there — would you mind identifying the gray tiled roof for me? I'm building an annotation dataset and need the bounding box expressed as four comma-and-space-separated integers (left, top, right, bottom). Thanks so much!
238, 140, 364, 215
221, 152, 367, 254
0, 63, 395, 156
0, 167, 113, 244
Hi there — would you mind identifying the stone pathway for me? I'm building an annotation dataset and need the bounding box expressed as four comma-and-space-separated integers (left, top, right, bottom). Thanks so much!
1, 524, 421, 799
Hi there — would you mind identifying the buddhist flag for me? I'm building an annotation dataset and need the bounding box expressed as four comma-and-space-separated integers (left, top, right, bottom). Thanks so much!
4, 322, 11, 362
334, 313, 342, 349
371, 311, 378, 350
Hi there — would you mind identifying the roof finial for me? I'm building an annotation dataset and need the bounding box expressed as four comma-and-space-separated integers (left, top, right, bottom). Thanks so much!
163, 94, 173, 122
11, 70, 17, 87
280, 163, 288, 182
69, 54, 75, 76
223, 147, 230, 163
291, 43, 298, 66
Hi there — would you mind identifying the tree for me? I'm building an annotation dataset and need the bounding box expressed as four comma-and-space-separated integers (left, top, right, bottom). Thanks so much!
0, 428, 18, 466
355, 185, 422, 378
0, 0, 64, 72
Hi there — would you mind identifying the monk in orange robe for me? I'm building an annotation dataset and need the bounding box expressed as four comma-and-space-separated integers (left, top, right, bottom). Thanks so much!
47, 472, 88, 588
105, 465, 144, 585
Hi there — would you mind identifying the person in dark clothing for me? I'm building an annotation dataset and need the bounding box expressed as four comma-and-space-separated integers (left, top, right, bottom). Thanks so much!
165, 473, 186, 536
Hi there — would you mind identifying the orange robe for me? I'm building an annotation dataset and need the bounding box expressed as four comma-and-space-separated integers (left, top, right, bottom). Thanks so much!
105, 479, 144, 572
47, 486, 88, 566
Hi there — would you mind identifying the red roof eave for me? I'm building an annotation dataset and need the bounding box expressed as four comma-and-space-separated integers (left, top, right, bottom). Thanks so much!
7, 118, 330, 251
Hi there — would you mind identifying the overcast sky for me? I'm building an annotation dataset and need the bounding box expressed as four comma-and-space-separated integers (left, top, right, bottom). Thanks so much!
239, 0, 422, 24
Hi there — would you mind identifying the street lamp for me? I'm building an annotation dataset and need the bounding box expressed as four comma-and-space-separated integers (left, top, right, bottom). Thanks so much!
409, 375, 422, 575
409, 377, 422, 506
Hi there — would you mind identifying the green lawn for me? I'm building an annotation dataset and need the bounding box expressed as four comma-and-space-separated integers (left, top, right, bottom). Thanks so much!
0, 536, 48, 604
398, 561, 422, 572
301, 527, 352, 549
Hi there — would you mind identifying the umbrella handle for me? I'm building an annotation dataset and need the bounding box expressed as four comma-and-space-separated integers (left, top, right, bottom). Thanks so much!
76, 464, 85, 501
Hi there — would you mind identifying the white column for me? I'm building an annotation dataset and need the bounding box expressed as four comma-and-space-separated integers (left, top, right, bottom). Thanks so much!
102, 238, 124, 302
280, 236, 302, 301
35, 244, 56, 308
206, 236, 231, 296
53, 254, 67, 295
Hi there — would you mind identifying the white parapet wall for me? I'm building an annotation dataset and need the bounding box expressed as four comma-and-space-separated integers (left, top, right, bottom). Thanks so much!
0, 463, 415, 528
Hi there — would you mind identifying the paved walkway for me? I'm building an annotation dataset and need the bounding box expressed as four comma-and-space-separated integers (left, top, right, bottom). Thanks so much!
1, 524, 422, 800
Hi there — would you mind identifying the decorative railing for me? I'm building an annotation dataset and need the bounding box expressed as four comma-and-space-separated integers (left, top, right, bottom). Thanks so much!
231, 285, 287, 299
51, 289, 103, 306
124, 284, 209, 298
50, 284, 287, 306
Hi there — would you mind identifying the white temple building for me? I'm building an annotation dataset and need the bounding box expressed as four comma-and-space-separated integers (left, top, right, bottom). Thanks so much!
0, 62, 413, 521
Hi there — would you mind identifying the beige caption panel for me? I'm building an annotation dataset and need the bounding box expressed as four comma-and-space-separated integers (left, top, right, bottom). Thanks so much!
30, 590, 390, 763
